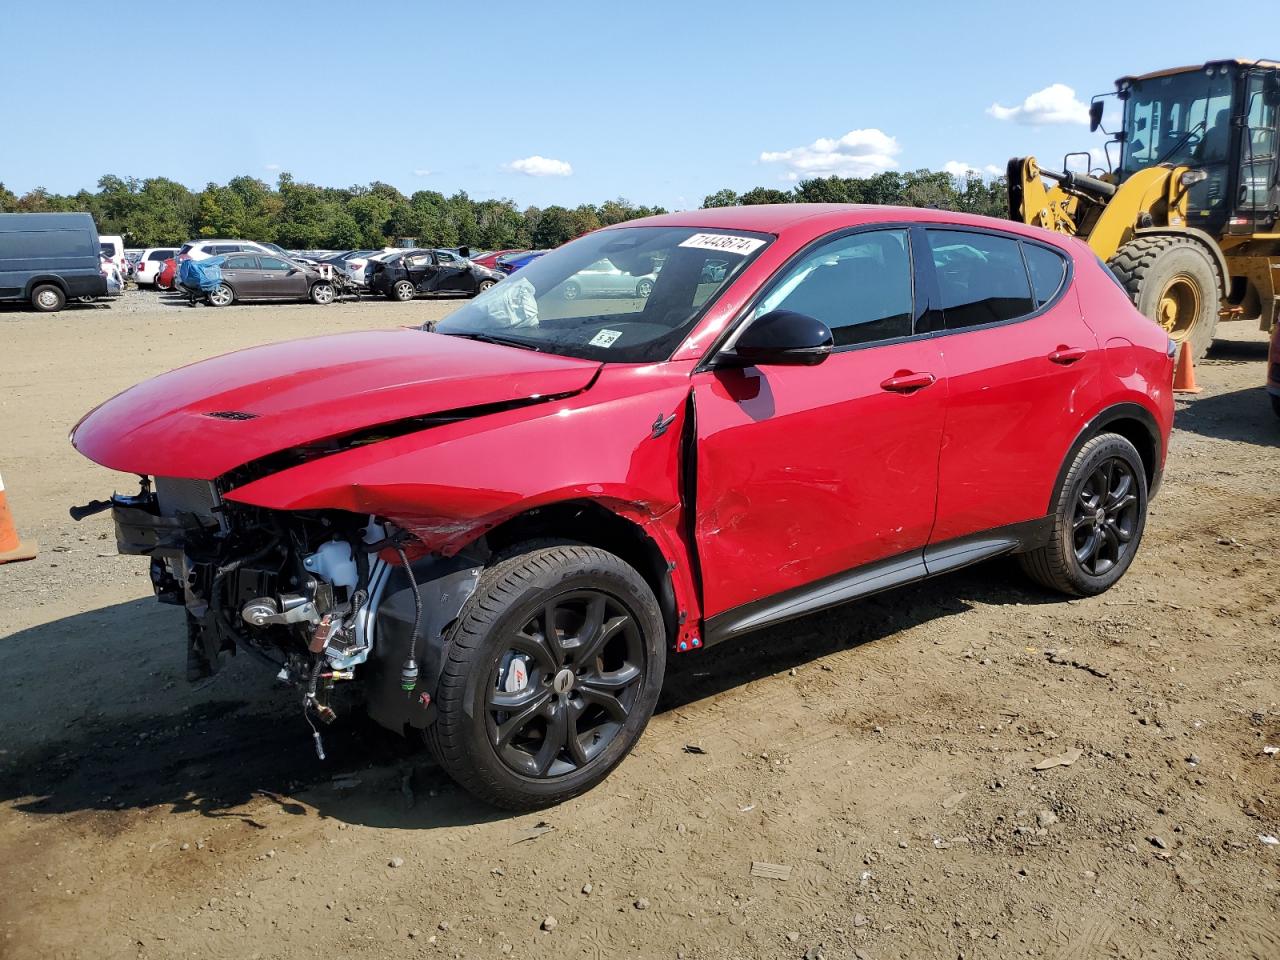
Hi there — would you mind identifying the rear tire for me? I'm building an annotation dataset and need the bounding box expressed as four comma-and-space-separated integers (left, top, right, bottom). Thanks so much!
429, 541, 666, 810
207, 283, 234, 307
1019, 433, 1148, 597
1108, 236, 1220, 361
391, 280, 416, 302
31, 284, 65, 313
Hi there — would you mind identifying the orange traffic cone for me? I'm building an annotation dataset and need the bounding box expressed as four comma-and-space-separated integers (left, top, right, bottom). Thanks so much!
1173, 340, 1202, 395
0, 470, 38, 564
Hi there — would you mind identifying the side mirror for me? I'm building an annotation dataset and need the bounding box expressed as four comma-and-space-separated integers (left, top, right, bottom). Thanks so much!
1089, 100, 1104, 133
724, 309, 833, 367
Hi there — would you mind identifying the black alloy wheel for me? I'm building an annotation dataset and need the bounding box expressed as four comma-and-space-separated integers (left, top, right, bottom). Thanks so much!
1070, 457, 1140, 577
429, 542, 666, 809
487, 590, 645, 778
1019, 432, 1148, 596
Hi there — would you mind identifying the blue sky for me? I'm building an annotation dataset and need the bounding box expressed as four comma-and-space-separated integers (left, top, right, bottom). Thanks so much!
0, 0, 1256, 210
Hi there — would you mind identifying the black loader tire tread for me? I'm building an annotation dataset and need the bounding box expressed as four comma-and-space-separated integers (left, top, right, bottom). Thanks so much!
1019, 433, 1147, 597
429, 540, 661, 810
1107, 236, 1221, 359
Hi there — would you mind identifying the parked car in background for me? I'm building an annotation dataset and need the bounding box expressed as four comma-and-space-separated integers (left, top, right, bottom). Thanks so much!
70, 204, 1174, 809
560, 258, 659, 300
188, 252, 339, 306
0, 212, 107, 311
99, 234, 127, 280
367, 248, 502, 301
322, 249, 381, 288
156, 256, 177, 291
470, 248, 523, 270
135, 247, 179, 286
496, 250, 547, 274
178, 239, 296, 261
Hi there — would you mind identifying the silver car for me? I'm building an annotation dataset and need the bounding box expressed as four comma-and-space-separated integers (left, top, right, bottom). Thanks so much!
560, 259, 658, 300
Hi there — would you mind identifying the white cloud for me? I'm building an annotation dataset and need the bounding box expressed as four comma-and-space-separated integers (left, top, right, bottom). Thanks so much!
987, 83, 1089, 126
944, 161, 1003, 178
264, 163, 281, 171
413, 168, 434, 177
760, 128, 900, 181
505, 155, 573, 177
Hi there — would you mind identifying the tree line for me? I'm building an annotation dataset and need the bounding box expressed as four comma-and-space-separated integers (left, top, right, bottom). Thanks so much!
0, 168, 1007, 251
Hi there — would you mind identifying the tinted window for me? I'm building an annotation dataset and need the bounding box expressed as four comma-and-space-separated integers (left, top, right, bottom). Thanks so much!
0, 229, 95, 260
1024, 243, 1068, 306
148, 249, 174, 261
223, 255, 257, 269
261, 257, 295, 271
753, 229, 914, 347
927, 230, 1034, 328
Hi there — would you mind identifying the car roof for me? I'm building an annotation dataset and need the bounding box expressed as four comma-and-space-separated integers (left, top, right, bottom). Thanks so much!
609, 204, 1083, 250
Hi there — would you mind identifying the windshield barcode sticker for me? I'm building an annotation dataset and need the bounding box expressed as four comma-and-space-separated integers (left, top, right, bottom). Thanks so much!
678, 233, 766, 256
589, 329, 623, 348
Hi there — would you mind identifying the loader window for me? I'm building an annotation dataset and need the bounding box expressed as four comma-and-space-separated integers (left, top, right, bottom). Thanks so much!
1122, 70, 1233, 174
926, 230, 1035, 329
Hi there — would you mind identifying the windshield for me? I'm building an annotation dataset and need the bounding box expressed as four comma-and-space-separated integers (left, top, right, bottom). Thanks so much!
1121, 69, 1234, 174
435, 226, 770, 362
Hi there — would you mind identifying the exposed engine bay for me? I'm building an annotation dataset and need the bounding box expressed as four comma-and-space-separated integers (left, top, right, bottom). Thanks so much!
72, 475, 486, 759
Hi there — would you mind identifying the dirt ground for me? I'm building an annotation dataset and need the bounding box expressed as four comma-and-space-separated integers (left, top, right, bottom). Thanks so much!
1, 289, 1277, 960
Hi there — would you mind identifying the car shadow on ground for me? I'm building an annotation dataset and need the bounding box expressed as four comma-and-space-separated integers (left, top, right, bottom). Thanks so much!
0, 562, 1060, 829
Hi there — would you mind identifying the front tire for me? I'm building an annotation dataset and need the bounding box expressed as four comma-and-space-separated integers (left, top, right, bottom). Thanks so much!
474, 278, 496, 297
636, 278, 654, 298
430, 542, 666, 810
1019, 433, 1148, 597
1108, 236, 1220, 361
31, 284, 66, 313
309, 281, 335, 304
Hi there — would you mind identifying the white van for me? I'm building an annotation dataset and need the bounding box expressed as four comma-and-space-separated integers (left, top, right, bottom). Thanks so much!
99, 235, 127, 279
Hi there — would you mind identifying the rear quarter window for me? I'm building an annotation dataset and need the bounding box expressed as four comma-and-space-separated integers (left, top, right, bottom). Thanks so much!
1024, 243, 1069, 306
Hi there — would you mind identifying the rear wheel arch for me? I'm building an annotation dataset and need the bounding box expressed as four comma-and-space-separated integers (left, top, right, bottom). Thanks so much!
1050, 404, 1162, 510
24, 275, 69, 298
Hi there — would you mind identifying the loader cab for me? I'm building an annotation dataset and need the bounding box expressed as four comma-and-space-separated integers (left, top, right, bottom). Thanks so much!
1114, 61, 1280, 235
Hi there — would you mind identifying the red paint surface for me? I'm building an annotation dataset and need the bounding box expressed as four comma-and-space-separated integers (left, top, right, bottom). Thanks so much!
72, 205, 1174, 643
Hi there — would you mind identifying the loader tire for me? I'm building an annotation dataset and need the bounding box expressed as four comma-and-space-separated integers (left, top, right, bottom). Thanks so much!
1108, 236, 1220, 361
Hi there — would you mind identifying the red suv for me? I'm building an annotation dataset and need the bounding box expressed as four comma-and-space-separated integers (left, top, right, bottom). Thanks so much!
71, 205, 1174, 809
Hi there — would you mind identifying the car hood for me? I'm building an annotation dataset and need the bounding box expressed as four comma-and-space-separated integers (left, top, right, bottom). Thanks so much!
72, 329, 601, 480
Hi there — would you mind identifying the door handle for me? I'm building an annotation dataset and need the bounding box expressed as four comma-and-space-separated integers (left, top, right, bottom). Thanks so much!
1048, 346, 1087, 365
880, 371, 937, 393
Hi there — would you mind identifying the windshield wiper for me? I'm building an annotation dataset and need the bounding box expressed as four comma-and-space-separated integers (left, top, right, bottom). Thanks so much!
443, 331, 542, 352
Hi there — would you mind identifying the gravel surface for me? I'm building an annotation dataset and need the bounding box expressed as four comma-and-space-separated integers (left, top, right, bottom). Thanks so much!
1, 290, 1277, 959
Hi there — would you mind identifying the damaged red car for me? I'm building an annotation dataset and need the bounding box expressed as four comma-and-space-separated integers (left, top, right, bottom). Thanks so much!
70, 205, 1174, 809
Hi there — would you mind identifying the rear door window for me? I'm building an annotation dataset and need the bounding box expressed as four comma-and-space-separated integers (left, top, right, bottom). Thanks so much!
926, 230, 1035, 329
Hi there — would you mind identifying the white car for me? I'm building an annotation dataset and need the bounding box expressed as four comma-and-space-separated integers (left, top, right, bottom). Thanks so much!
99, 235, 127, 282
177, 239, 296, 261
134, 247, 178, 286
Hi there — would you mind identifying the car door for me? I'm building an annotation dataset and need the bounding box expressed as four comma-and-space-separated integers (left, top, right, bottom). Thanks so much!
258, 256, 307, 299
432, 251, 472, 293
400, 252, 436, 292
219, 254, 260, 297
692, 227, 947, 630
924, 228, 1102, 552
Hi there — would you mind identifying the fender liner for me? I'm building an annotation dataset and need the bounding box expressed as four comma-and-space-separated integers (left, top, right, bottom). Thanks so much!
363, 545, 489, 734
1050, 402, 1163, 508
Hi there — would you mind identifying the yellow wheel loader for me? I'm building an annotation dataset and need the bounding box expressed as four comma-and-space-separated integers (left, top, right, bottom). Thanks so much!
1008, 59, 1280, 359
